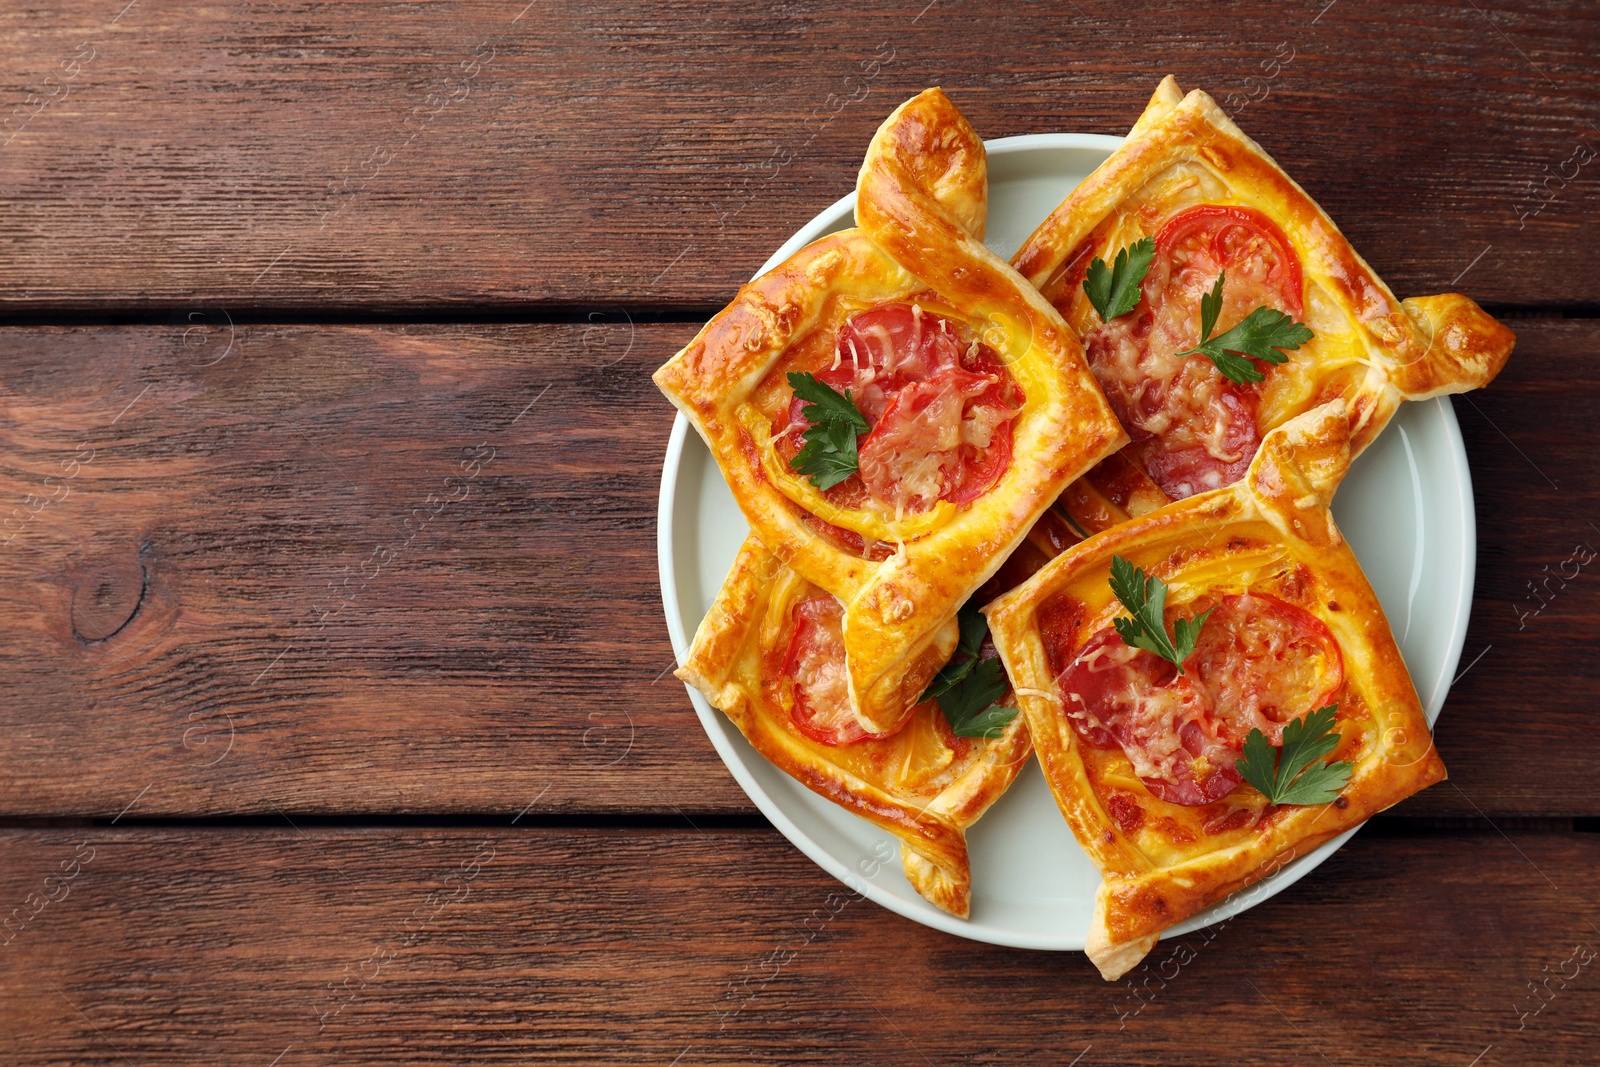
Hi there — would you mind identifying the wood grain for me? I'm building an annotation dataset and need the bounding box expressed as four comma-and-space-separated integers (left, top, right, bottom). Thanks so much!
0, 319, 731, 816
0, 320, 1591, 817
1, 7, 1589, 1062
1, 1, 1597, 311
1413, 316, 1600, 817
0, 826, 1596, 1064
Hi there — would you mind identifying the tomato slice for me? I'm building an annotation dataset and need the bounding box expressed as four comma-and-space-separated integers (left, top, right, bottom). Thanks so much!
945, 417, 1014, 504
831, 303, 967, 419
1153, 205, 1303, 319
1082, 204, 1304, 502
1189, 593, 1345, 746
858, 367, 993, 512
798, 511, 894, 562
1049, 588, 1342, 807
783, 595, 891, 746
778, 303, 1023, 515
945, 345, 1022, 505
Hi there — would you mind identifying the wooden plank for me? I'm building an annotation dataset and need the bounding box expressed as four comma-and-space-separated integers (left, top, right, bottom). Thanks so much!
1409, 316, 1600, 817
1, 1, 1597, 310
0, 320, 735, 816
0, 826, 1595, 1064
0, 320, 1590, 817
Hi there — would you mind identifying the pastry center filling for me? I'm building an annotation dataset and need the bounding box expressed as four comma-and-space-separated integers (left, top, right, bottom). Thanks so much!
1082, 205, 1304, 501
782, 593, 888, 747
780, 302, 1024, 516
1049, 592, 1343, 807
780, 592, 992, 784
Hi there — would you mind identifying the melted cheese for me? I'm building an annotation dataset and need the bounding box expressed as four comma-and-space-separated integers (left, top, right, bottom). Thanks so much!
1063, 641, 1205, 786
857, 370, 1000, 514
790, 599, 851, 720
1088, 300, 1248, 469
1113, 684, 1199, 783
960, 398, 1010, 450
1083, 211, 1293, 477
1194, 593, 1340, 745
771, 304, 1025, 533
1060, 591, 1337, 790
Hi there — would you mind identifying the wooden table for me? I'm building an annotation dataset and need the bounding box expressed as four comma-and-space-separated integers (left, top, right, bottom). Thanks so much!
2, 2, 1596, 1063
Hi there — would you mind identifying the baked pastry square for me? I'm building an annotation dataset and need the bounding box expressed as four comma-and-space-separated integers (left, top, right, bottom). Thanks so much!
985, 401, 1445, 979
656, 88, 1126, 734
1012, 76, 1513, 532
678, 535, 1030, 918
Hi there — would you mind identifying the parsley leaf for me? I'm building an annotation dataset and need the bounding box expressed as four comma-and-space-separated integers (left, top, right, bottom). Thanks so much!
921, 602, 1018, 739
1082, 236, 1156, 323
920, 601, 988, 702
786, 371, 871, 489
938, 657, 1018, 739
1198, 269, 1225, 341
1108, 555, 1211, 673
1235, 704, 1353, 806
1174, 270, 1315, 385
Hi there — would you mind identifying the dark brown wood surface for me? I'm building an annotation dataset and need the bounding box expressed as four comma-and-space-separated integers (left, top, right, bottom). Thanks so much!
2, 827, 1598, 1065
3, 0, 1599, 1061
0, 320, 1594, 818
1, 1, 1598, 312
0, 320, 712, 817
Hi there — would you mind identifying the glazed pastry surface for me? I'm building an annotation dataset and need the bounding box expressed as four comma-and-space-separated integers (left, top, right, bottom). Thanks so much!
986, 402, 1445, 979
678, 535, 1031, 918
1012, 76, 1514, 533
656, 87, 1126, 733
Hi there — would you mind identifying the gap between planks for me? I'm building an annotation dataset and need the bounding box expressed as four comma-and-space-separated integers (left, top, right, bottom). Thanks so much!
0, 302, 1594, 330
0, 813, 1590, 834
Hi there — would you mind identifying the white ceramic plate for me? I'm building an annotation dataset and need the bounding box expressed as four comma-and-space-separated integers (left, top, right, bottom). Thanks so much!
656, 134, 1474, 950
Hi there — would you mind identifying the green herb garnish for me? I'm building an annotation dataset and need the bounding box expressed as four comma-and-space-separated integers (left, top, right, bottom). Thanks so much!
1108, 555, 1212, 673
1235, 704, 1353, 805
938, 658, 1018, 739
1175, 270, 1314, 384
921, 602, 987, 701
921, 602, 1019, 739
1082, 236, 1155, 323
786, 371, 871, 489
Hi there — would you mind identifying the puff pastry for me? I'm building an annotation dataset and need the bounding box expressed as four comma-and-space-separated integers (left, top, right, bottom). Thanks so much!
1012, 76, 1514, 533
985, 401, 1445, 979
656, 88, 1126, 734
678, 535, 1031, 917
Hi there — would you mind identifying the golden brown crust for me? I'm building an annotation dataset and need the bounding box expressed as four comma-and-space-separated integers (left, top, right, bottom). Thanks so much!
857, 85, 989, 244
678, 536, 1032, 918
1012, 75, 1514, 522
1244, 399, 1350, 548
1083, 920, 1158, 982
985, 402, 1446, 980
1393, 293, 1519, 402
657, 87, 1126, 734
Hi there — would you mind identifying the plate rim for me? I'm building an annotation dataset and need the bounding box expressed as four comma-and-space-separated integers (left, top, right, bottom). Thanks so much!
654, 132, 1475, 950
